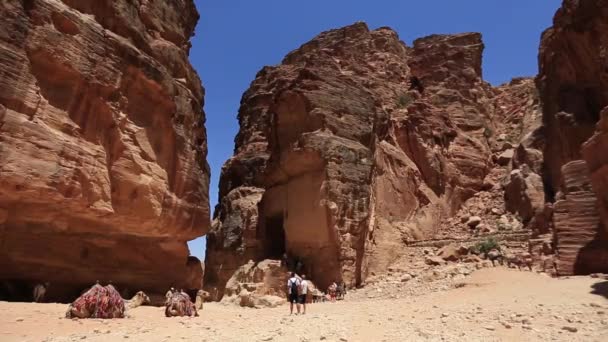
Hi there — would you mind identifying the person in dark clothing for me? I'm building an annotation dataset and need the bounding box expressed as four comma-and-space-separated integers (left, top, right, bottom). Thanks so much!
287, 272, 301, 315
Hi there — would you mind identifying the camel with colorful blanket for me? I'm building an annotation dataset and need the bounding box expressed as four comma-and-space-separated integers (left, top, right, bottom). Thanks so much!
164, 289, 199, 317
65, 283, 149, 319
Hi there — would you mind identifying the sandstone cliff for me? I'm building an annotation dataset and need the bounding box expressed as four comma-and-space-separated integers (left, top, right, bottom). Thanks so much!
0, 0, 209, 300
205, 23, 542, 298
537, 0, 608, 275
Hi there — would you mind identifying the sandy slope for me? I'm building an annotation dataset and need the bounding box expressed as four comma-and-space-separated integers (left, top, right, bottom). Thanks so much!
1, 268, 607, 342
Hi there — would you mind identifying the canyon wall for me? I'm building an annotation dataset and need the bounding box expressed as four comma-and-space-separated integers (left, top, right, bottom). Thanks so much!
204, 23, 542, 298
0, 0, 209, 299
537, 0, 608, 275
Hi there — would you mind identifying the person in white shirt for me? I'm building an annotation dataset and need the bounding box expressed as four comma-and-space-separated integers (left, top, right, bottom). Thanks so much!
299, 274, 309, 314
286, 272, 301, 315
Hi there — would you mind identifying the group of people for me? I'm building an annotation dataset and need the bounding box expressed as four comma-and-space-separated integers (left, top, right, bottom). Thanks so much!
286, 273, 309, 315
286, 272, 347, 315
327, 281, 347, 301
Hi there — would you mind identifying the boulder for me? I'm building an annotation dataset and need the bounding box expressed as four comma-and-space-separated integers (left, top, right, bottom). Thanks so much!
437, 245, 460, 261
504, 168, 545, 225
222, 260, 289, 308
466, 216, 482, 228
425, 256, 446, 266
237, 289, 285, 309
463, 255, 482, 263
437, 244, 468, 261
497, 149, 514, 166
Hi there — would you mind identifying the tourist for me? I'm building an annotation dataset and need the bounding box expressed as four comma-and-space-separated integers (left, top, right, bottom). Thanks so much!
287, 272, 301, 315
329, 281, 337, 302
337, 282, 344, 300
300, 274, 309, 314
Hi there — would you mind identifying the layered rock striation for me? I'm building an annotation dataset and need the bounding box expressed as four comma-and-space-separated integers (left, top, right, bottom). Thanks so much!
205, 23, 541, 298
536, 0, 608, 275
0, 0, 209, 299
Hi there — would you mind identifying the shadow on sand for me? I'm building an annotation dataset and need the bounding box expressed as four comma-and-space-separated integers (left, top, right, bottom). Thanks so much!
591, 281, 608, 300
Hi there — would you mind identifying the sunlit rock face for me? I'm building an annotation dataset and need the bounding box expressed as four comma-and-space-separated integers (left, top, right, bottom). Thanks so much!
0, 0, 209, 300
204, 22, 544, 298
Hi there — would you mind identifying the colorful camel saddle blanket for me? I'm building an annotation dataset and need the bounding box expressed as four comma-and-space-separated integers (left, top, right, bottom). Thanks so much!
70, 284, 125, 318
166, 292, 195, 316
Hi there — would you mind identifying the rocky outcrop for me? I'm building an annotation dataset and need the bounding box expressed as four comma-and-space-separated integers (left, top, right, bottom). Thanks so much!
0, 0, 209, 299
205, 22, 543, 298
552, 161, 606, 274
221, 260, 287, 308
583, 108, 608, 232
493, 78, 546, 233
205, 187, 264, 298
537, 0, 608, 275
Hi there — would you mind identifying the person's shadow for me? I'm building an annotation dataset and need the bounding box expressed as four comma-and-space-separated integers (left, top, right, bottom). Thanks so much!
591, 281, 608, 299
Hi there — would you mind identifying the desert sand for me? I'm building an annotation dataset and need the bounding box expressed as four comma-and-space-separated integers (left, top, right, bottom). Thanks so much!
1, 268, 607, 342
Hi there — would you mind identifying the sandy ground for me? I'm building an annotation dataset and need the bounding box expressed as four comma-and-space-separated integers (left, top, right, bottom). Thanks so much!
1, 268, 607, 342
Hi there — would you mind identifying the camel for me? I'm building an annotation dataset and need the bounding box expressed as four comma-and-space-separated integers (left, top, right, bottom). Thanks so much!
65, 283, 149, 319
124, 291, 150, 309
165, 289, 198, 317
194, 289, 210, 310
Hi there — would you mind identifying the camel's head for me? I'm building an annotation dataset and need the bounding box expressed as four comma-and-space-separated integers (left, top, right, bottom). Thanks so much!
134, 291, 150, 304
197, 289, 210, 300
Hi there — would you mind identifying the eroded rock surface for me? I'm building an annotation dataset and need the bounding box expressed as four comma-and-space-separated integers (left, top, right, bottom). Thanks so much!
221, 259, 287, 308
205, 23, 544, 298
537, 0, 608, 275
0, 0, 209, 299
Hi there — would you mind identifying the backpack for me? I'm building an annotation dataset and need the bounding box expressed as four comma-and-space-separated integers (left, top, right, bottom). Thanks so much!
289, 278, 299, 295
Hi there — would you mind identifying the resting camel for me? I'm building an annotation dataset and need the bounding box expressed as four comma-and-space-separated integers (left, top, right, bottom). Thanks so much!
165, 289, 198, 317
194, 289, 210, 310
65, 283, 149, 319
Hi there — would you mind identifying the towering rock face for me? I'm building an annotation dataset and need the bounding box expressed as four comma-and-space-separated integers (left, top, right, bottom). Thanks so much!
537, 0, 608, 275
0, 0, 209, 299
205, 23, 531, 298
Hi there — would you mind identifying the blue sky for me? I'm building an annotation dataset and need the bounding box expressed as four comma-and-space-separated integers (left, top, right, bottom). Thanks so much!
186, 0, 562, 259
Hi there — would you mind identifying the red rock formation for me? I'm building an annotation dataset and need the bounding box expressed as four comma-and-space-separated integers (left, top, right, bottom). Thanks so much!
537, 0, 608, 275
205, 23, 540, 298
497, 78, 547, 234
0, 0, 209, 299
583, 108, 608, 232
